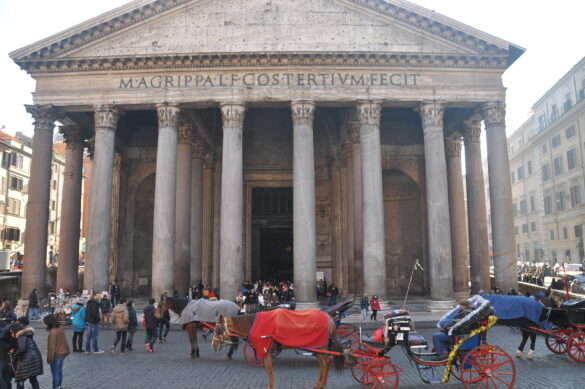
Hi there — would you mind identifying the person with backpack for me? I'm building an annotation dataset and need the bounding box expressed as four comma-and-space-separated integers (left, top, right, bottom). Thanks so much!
43, 314, 70, 389
99, 294, 111, 328
10, 323, 43, 389
125, 300, 138, 351
70, 300, 86, 352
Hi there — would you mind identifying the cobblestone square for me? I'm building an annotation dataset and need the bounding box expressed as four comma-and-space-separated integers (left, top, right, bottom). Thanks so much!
22, 324, 583, 389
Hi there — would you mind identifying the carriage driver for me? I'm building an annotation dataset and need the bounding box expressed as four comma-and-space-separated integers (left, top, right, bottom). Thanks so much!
431, 299, 473, 361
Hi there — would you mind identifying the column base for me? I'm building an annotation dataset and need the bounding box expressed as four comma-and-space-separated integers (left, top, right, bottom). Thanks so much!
428, 299, 456, 312
295, 301, 320, 310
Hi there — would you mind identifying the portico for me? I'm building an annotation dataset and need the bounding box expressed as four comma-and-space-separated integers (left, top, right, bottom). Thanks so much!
11, 0, 523, 303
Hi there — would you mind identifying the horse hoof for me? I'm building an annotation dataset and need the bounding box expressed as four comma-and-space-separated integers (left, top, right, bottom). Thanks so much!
226, 355, 232, 361
190, 355, 195, 359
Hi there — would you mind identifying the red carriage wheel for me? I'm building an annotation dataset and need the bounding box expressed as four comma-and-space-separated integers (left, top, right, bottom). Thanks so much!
545, 329, 570, 354
567, 333, 585, 363
351, 361, 370, 384
461, 345, 516, 389
243, 342, 264, 367
362, 361, 399, 389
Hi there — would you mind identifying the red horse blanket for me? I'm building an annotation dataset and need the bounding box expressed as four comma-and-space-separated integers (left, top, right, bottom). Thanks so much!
248, 309, 330, 360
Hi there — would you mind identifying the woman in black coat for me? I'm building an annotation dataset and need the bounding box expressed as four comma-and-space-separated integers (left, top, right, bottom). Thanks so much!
10, 324, 42, 389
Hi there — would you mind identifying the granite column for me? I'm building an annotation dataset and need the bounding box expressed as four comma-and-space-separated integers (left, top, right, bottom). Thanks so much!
483, 102, 518, 292
419, 102, 453, 300
219, 103, 246, 301
152, 103, 180, 299
85, 105, 120, 293
175, 123, 193, 296
56, 125, 84, 292
445, 136, 469, 294
21, 105, 57, 298
464, 120, 491, 293
357, 101, 387, 300
291, 101, 317, 305
190, 141, 205, 285
350, 122, 364, 296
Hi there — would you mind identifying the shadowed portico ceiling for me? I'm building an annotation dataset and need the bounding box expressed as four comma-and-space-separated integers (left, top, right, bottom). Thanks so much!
10, 0, 524, 73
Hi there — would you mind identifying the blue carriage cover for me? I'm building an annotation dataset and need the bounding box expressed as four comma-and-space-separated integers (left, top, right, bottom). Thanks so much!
481, 294, 552, 331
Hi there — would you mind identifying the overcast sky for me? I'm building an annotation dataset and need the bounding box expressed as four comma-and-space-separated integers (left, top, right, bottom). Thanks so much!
0, 0, 583, 137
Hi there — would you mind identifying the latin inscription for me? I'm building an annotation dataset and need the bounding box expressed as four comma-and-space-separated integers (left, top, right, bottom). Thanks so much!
119, 72, 420, 89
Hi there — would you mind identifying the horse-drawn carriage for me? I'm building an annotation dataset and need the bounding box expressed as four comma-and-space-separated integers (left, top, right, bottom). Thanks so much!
212, 295, 516, 389
532, 299, 585, 363
348, 294, 515, 388
484, 295, 585, 363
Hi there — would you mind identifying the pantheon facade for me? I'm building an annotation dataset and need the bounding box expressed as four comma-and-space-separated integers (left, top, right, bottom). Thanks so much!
11, 0, 523, 304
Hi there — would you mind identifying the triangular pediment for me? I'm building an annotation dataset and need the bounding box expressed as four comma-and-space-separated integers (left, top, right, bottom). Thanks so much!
11, 0, 524, 71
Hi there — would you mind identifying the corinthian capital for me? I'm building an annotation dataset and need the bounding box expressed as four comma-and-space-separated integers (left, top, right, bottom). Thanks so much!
94, 105, 120, 130
291, 100, 315, 127
25, 104, 57, 132
356, 101, 382, 126
59, 125, 85, 150
220, 102, 246, 128
177, 123, 194, 144
463, 120, 482, 143
419, 101, 444, 128
156, 103, 181, 128
482, 101, 506, 126
193, 140, 207, 159
348, 121, 361, 144
445, 136, 463, 158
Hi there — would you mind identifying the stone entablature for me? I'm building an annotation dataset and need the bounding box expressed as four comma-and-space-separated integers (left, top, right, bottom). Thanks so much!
32, 67, 506, 107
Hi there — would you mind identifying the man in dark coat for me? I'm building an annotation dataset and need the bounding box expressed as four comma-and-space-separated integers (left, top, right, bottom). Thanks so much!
27, 290, 39, 321
143, 298, 158, 352
85, 293, 103, 354
10, 323, 42, 389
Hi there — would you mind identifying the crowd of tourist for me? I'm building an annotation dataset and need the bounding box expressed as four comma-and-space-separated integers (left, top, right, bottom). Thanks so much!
517, 262, 584, 293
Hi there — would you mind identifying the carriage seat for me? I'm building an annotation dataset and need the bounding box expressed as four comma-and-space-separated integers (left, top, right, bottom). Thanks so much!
408, 334, 428, 348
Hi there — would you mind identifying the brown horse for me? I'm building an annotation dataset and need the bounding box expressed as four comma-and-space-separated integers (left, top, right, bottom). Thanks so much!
212, 312, 344, 389
163, 297, 238, 359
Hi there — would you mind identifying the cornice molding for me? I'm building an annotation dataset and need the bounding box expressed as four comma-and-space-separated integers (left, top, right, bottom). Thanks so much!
13, 0, 192, 62
12, 0, 515, 66
16, 52, 510, 74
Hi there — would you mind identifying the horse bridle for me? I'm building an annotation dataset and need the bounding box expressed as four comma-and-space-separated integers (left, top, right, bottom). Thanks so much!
213, 316, 243, 348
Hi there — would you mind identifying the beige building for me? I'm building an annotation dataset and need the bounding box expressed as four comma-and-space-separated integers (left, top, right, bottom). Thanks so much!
10, 0, 524, 303
509, 56, 585, 265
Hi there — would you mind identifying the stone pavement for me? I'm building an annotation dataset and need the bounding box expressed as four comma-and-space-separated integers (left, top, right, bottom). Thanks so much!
23, 322, 583, 389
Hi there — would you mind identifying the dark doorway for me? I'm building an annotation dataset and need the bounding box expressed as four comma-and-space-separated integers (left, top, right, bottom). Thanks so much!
251, 187, 293, 281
